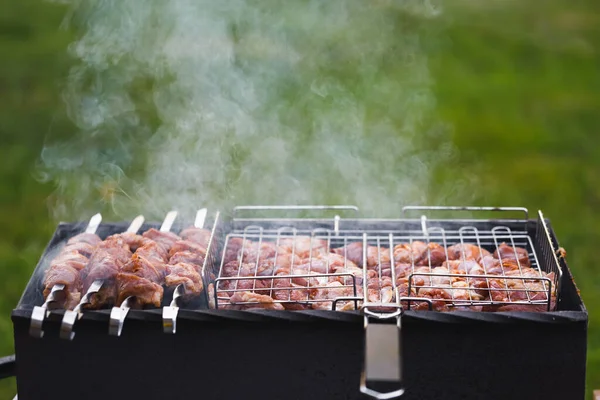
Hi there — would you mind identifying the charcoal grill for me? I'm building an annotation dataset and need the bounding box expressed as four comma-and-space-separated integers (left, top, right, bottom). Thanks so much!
5, 205, 588, 400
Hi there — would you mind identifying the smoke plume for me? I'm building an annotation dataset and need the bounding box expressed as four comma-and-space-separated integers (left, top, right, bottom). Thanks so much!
40, 0, 464, 222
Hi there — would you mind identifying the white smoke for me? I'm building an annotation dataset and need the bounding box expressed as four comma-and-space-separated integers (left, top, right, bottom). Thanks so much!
41, 0, 467, 222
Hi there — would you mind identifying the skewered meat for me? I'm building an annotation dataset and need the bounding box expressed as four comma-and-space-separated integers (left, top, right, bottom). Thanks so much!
60, 242, 96, 258
115, 235, 174, 307
66, 232, 102, 246
493, 243, 531, 267
169, 240, 207, 259
165, 263, 204, 295
447, 243, 490, 263
169, 251, 205, 267
42, 232, 103, 309
120, 242, 169, 283
162, 226, 212, 298
142, 228, 180, 252
43, 261, 82, 309
116, 273, 164, 307
179, 227, 212, 248
82, 236, 133, 309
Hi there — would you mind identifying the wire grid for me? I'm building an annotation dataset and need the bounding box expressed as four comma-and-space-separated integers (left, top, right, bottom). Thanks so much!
214, 226, 364, 310
212, 222, 558, 312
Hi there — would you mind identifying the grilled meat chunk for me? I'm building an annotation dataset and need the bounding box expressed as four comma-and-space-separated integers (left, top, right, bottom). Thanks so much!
493, 243, 531, 267
66, 232, 102, 246
165, 262, 204, 295
42, 232, 103, 309
447, 243, 490, 263
81, 236, 133, 309
169, 251, 205, 267
142, 229, 180, 252
278, 236, 329, 258
116, 272, 164, 307
227, 291, 285, 310
393, 241, 446, 267
179, 227, 212, 248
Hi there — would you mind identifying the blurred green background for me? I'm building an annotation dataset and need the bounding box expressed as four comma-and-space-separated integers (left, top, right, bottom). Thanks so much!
1, 0, 599, 398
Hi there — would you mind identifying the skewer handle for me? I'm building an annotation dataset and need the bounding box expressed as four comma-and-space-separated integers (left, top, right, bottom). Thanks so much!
109, 296, 133, 337
29, 284, 65, 338
60, 280, 104, 340
163, 284, 186, 334
160, 210, 178, 232
195, 208, 207, 229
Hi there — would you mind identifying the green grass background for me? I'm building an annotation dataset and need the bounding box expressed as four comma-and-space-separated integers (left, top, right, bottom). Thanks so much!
1, 0, 599, 398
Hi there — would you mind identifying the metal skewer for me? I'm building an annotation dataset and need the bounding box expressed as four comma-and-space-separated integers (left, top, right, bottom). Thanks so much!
29, 213, 102, 339
163, 208, 207, 334
59, 215, 145, 340
109, 210, 178, 337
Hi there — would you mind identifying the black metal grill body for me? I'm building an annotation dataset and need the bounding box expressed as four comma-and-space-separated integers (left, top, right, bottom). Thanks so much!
10, 217, 588, 400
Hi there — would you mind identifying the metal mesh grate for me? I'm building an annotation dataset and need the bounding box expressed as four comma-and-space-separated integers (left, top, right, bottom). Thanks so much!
211, 206, 562, 312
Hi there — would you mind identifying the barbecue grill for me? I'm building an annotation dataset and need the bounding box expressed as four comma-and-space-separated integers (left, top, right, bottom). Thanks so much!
5, 205, 587, 400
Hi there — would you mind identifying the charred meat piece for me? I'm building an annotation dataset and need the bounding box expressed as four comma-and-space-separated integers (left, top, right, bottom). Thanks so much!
227, 291, 285, 310
333, 242, 363, 266
333, 243, 390, 269
81, 236, 133, 309
115, 236, 172, 307
142, 228, 180, 253
61, 242, 96, 258
367, 276, 394, 304
116, 272, 164, 308
179, 227, 212, 248
49, 251, 89, 272
120, 242, 169, 283
169, 250, 205, 267
480, 255, 521, 275
165, 262, 204, 295
493, 243, 531, 267
444, 259, 489, 297
310, 281, 355, 310
271, 273, 311, 310
42, 231, 103, 309
109, 232, 152, 252
43, 263, 81, 304
393, 241, 446, 267
222, 237, 250, 264
66, 232, 102, 246
447, 243, 490, 263
278, 236, 329, 258
169, 240, 207, 259
487, 268, 555, 311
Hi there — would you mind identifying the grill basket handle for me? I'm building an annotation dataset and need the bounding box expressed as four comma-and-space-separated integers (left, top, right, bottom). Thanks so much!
402, 206, 529, 220
0, 355, 15, 380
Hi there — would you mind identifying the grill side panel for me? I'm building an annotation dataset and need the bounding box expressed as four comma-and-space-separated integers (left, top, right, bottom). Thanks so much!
12, 311, 586, 400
